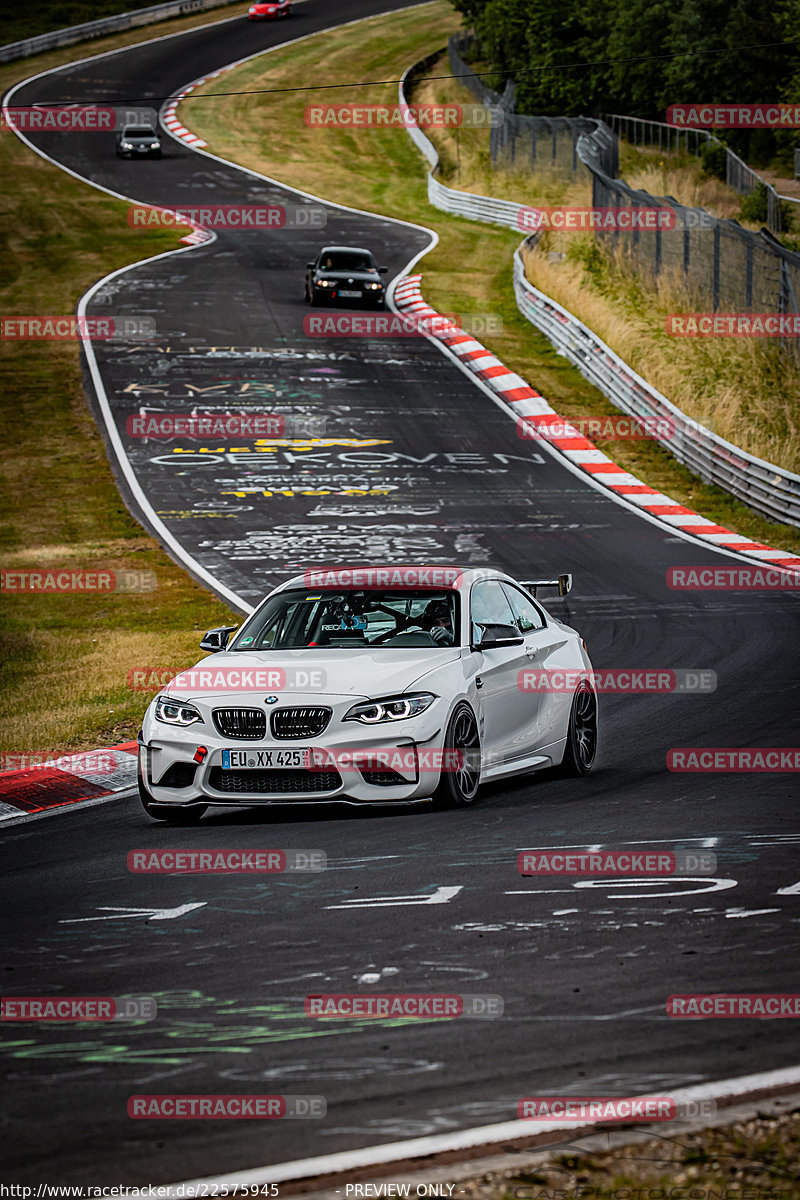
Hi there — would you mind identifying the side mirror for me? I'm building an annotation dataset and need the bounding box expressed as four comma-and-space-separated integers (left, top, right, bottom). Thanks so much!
471, 623, 524, 650
306, 262, 314, 270
379, 266, 388, 274
199, 625, 238, 652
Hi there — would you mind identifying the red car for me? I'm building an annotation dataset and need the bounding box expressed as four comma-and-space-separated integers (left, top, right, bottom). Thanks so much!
248, 0, 290, 17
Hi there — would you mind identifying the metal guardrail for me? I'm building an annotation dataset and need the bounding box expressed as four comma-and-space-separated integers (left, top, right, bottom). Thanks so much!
512, 250, 800, 527
398, 59, 800, 529
0, 0, 241, 64
603, 113, 793, 235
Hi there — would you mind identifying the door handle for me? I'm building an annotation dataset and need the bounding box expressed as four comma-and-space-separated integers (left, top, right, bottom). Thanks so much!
475, 676, 483, 689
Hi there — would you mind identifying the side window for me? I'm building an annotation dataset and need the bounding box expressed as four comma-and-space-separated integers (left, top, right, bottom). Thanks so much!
501, 584, 546, 632
470, 581, 515, 643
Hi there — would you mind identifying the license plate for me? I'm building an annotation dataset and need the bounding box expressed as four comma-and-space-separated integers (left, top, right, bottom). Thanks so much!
222, 748, 310, 769
339, 290, 361, 298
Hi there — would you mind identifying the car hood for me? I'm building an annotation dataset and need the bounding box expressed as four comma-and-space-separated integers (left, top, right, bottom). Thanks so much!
163, 647, 461, 702
315, 270, 380, 283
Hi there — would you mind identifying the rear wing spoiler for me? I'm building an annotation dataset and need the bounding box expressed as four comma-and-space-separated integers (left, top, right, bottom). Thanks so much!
521, 574, 572, 598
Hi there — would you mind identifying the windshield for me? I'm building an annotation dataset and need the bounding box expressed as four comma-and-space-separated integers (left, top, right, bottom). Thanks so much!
230, 589, 460, 650
124, 127, 156, 137
320, 252, 375, 272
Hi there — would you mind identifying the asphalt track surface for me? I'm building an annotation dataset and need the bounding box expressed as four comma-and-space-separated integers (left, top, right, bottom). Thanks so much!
3, 0, 800, 1185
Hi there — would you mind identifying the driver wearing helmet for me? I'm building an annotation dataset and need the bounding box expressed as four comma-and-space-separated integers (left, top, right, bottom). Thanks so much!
421, 598, 454, 646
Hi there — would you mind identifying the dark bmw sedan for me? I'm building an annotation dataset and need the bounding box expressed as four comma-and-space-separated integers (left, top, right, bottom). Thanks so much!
304, 246, 388, 308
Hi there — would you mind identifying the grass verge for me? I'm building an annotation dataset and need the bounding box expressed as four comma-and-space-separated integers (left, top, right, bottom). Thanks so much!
452, 1108, 800, 1199
0, 10, 245, 760
183, 5, 800, 556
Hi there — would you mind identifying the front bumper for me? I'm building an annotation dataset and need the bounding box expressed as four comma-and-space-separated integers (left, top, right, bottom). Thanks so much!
312, 287, 384, 308
139, 697, 448, 807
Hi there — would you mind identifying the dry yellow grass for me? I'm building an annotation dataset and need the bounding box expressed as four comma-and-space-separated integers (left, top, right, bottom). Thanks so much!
521, 238, 800, 471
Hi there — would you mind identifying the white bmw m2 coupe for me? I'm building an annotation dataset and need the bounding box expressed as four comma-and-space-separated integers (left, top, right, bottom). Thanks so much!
137, 566, 597, 822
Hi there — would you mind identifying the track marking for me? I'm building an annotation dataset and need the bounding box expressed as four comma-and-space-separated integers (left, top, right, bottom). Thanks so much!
60, 902, 207, 923
326, 886, 463, 910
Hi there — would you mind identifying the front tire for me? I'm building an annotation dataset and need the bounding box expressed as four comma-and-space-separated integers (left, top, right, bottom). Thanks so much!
559, 683, 598, 776
433, 703, 481, 808
138, 755, 207, 824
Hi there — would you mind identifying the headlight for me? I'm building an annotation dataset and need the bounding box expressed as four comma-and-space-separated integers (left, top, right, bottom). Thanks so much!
365, 282, 383, 290
120, 141, 133, 149
344, 693, 436, 724
155, 696, 203, 727
316, 279, 334, 287
150, 142, 160, 149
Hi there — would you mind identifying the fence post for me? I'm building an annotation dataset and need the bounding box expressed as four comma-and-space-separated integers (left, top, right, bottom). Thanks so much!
745, 242, 753, 309
713, 224, 721, 312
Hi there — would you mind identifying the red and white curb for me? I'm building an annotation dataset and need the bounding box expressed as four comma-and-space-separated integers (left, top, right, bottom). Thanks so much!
394, 275, 800, 572
161, 60, 241, 153
0, 743, 138, 820
161, 66, 246, 246
162, 86, 208, 150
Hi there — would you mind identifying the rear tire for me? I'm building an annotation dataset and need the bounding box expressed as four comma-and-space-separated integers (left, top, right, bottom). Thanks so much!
138, 755, 207, 824
432, 703, 481, 808
559, 683, 598, 776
